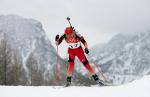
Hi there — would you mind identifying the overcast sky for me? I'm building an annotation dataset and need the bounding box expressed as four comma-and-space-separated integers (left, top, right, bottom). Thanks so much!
0, 0, 150, 58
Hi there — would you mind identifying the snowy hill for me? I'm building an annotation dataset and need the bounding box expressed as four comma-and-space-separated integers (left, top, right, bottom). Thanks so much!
89, 32, 150, 84
0, 75, 150, 97
0, 15, 67, 85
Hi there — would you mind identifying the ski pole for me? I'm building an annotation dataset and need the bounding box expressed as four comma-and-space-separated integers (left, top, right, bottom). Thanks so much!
87, 54, 108, 82
56, 44, 59, 84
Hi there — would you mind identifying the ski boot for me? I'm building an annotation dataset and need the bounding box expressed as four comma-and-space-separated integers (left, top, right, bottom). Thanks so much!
65, 76, 71, 87
92, 74, 105, 86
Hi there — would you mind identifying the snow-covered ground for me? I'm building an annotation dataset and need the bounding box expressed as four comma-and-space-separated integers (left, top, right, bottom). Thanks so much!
1, 76, 150, 97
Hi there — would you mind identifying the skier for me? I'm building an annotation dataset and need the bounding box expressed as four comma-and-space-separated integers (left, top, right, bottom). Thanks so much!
55, 26, 105, 86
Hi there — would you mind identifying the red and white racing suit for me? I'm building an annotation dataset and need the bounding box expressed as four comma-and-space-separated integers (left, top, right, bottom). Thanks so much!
57, 32, 95, 77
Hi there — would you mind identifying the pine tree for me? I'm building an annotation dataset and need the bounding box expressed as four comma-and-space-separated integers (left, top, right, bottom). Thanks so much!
26, 52, 44, 85
0, 34, 11, 85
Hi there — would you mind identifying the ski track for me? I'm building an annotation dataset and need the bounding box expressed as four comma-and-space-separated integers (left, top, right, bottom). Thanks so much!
0, 76, 150, 97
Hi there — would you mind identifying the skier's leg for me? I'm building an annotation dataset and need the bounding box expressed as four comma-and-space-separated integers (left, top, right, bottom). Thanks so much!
76, 48, 95, 75
82, 59, 95, 75
76, 48, 105, 86
65, 54, 75, 87
67, 55, 75, 76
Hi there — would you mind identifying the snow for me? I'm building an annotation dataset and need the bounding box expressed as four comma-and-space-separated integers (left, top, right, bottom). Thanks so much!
1, 76, 150, 97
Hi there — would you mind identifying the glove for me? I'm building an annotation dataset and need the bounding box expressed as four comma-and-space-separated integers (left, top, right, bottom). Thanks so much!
55, 34, 59, 45
55, 34, 59, 41
85, 48, 89, 54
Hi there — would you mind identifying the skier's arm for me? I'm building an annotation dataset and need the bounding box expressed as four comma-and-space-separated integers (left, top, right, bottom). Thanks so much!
76, 33, 89, 54
80, 37, 88, 49
55, 34, 65, 45
76, 33, 88, 48
80, 37, 89, 54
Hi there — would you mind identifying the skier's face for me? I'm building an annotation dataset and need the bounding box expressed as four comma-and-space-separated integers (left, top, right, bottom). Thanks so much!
66, 32, 74, 37
67, 33, 72, 36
